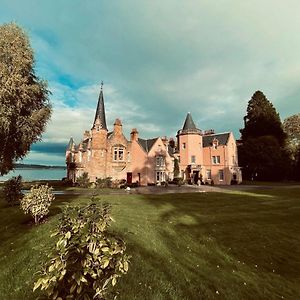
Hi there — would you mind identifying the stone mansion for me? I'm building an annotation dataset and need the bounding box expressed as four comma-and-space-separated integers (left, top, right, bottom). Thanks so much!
66, 86, 242, 185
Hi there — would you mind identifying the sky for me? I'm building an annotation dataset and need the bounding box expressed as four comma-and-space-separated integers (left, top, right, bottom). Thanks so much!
1, 0, 300, 166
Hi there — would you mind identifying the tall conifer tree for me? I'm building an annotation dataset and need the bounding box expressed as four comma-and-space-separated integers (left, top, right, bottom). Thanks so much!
239, 91, 289, 180
240, 91, 286, 145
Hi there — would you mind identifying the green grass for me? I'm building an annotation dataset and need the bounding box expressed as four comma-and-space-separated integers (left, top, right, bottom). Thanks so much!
0, 186, 299, 299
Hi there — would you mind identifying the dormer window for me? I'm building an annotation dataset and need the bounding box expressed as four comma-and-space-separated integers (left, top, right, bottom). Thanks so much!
212, 138, 219, 150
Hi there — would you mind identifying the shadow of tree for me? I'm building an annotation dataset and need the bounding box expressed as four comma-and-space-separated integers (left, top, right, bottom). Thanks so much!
114, 190, 300, 299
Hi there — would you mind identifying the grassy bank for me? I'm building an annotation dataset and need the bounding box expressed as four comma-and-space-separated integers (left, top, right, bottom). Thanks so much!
0, 186, 299, 299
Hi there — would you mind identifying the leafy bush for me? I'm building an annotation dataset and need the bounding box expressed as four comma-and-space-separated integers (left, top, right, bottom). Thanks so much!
33, 202, 130, 299
96, 177, 112, 188
3, 175, 23, 205
77, 172, 90, 188
62, 177, 73, 186
20, 184, 54, 224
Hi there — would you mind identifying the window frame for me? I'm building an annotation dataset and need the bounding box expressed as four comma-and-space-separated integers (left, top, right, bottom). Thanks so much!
113, 146, 125, 162
219, 169, 224, 181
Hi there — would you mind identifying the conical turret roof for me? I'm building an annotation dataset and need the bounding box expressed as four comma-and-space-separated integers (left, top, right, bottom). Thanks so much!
67, 137, 75, 150
182, 112, 197, 131
93, 86, 107, 130
178, 113, 201, 135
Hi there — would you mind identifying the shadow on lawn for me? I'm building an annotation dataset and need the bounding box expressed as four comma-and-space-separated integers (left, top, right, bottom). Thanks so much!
0, 192, 84, 247
123, 190, 300, 299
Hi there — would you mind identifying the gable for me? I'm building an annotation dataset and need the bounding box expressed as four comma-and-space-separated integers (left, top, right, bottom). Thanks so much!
138, 138, 158, 152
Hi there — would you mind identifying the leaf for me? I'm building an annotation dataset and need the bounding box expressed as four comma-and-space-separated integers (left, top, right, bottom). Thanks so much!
48, 264, 55, 272
70, 282, 77, 293
33, 278, 43, 291
112, 277, 117, 286
65, 231, 71, 239
77, 284, 83, 294
102, 259, 109, 269
124, 261, 129, 272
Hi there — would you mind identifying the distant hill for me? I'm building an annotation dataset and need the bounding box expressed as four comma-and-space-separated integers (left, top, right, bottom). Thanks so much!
14, 163, 66, 170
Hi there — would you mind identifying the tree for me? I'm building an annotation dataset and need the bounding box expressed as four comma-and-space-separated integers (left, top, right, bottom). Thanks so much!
240, 91, 286, 145
283, 114, 300, 157
0, 23, 51, 175
3, 175, 23, 205
283, 114, 300, 179
173, 158, 180, 178
239, 91, 289, 180
238, 136, 290, 181
283, 114, 300, 141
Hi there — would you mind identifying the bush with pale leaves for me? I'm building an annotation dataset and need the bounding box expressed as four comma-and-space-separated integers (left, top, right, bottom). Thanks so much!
33, 202, 130, 300
20, 184, 54, 224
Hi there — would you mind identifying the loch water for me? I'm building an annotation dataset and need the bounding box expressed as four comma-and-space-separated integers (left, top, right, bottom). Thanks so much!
0, 168, 67, 181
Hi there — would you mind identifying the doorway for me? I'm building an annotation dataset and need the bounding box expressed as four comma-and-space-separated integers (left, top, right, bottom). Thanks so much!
193, 171, 199, 184
127, 172, 132, 184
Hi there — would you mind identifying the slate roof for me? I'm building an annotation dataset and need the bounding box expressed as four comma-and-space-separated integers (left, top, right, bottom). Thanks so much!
93, 89, 107, 130
183, 113, 197, 131
66, 137, 75, 150
138, 138, 158, 152
203, 133, 230, 147
178, 113, 201, 134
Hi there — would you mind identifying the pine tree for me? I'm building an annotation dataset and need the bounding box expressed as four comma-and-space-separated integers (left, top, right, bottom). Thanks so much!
240, 91, 286, 145
239, 91, 289, 180
0, 23, 51, 175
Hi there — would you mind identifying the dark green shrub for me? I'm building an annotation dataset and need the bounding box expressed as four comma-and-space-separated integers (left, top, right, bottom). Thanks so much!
33, 202, 130, 299
20, 184, 55, 224
3, 175, 23, 205
77, 172, 90, 188
96, 177, 112, 188
62, 177, 73, 186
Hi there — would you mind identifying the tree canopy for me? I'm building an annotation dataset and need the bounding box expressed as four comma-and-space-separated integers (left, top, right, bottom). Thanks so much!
240, 90, 286, 145
283, 113, 300, 146
0, 23, 51, 175
239, 91, 289, 180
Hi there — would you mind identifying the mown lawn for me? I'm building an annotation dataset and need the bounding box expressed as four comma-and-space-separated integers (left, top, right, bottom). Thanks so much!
0, 186, 299, 299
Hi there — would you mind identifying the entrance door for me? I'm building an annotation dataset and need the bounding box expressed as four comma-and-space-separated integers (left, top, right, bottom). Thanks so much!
193, 171, 199, 184
127, 172, 132, 184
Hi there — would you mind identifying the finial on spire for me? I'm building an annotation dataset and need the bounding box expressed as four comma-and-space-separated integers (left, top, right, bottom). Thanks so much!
101, 81, 103, 91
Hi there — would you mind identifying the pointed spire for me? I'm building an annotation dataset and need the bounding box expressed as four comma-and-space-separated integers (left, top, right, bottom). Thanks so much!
67, 137, 75, 151
183, 112, 197, 131
180, 112, 201, 134
93, 82, 107, 130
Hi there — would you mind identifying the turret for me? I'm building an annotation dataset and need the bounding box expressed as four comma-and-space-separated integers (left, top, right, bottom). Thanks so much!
92, 81, 107, 131
177, 113, 203, 179
91, 83, 108, 150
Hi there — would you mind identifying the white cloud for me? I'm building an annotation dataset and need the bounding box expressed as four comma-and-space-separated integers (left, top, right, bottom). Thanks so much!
2, 0, 300, 164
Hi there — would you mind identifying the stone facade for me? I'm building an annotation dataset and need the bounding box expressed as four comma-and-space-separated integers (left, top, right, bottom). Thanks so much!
66, 88, 242, 185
